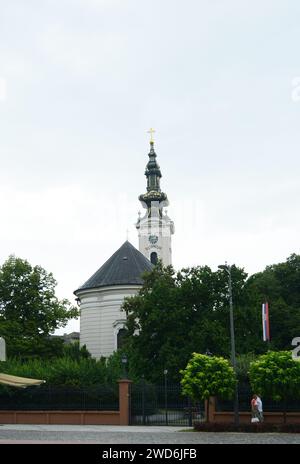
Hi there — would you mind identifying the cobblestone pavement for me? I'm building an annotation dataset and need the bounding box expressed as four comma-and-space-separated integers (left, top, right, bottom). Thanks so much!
0, 424, 299, 443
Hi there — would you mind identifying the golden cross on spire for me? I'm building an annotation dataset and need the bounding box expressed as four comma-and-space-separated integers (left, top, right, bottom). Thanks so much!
147, 128, 155, 143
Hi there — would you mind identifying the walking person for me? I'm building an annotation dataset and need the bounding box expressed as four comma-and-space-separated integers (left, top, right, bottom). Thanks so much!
251, 394, 259, 423
256, 394, 264, 422
251, 394, 263, 423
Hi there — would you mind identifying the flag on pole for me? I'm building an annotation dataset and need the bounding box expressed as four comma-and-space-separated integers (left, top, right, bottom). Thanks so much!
262, 302, 270, 341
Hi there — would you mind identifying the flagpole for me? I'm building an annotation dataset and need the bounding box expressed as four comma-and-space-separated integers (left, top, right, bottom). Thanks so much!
266, 302, 271, 350
262, 302, 271, 348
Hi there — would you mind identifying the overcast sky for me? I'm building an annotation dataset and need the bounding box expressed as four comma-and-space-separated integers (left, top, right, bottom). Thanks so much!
1, 0, 299, 334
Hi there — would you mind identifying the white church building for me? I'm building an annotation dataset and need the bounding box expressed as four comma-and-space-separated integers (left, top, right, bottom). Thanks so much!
74, 138, 174, 358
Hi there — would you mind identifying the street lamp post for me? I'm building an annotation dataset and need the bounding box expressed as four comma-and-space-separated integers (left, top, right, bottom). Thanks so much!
218, 262, 239, 426
121, 354, 128, 379
142, 374, 146, 426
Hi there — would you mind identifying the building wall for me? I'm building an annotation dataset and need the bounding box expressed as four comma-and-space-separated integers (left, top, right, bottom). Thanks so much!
78, 285, 141, 359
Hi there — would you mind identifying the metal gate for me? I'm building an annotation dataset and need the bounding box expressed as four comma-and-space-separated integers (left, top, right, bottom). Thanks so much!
130, 382, 204, 426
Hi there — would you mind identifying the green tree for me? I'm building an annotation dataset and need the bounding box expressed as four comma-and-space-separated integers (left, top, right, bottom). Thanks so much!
104, 350, 139, 384
236, 353, 256, 383
0, 256, 78, 358
249, 351, 300, 423
244, 254, 300, 351
123, 262, 247, 383
61, 341, 91, 360
123, 254, 300, 383
180, 353, 236, 421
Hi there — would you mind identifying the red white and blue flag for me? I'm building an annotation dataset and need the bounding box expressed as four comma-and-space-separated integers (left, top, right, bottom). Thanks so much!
262, 302, 270, 342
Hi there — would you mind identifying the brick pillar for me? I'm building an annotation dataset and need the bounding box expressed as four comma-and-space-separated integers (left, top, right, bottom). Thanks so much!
118, 379, 132, 425
204, 396, 216, 422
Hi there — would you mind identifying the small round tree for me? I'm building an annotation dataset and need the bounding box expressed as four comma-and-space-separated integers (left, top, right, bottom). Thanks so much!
180, 353, 237, 422
249, 351, 300, 423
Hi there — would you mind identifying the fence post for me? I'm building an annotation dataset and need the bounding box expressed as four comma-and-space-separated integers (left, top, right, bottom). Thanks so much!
187, 396, 193, 427
164, 370, 168, 426
118, 379, 132, 425
142, 376, 146, 426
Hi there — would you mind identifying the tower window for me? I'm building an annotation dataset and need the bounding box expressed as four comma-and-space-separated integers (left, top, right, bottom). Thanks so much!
150, 252, 158, 265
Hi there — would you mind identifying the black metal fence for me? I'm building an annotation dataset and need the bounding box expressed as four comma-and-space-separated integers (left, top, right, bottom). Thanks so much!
0, 384, 119, 411
130, 382, 204, 426
216, 383, 300, 413
0, 381, 204, 425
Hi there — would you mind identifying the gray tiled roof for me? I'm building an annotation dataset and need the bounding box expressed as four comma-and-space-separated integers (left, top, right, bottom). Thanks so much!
74, 241, 153, 293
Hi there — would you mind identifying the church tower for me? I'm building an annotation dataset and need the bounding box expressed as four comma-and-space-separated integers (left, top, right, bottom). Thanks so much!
136, 132, 174, 266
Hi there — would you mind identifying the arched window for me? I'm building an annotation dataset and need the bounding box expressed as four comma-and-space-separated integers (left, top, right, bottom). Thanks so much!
150, 252, 158, 265
117, 328, 127, 350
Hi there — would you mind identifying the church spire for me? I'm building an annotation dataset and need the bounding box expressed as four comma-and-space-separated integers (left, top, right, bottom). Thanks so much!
136, 132, 174, 266
138, 137, 168, 209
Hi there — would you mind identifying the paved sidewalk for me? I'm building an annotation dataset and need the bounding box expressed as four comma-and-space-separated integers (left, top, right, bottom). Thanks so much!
1, 424, 185, 432
0, 424, 300, 443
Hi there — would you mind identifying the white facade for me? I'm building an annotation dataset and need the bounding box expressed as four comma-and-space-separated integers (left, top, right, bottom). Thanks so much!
137, 210, 174, 266
78, 285, 141, 359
